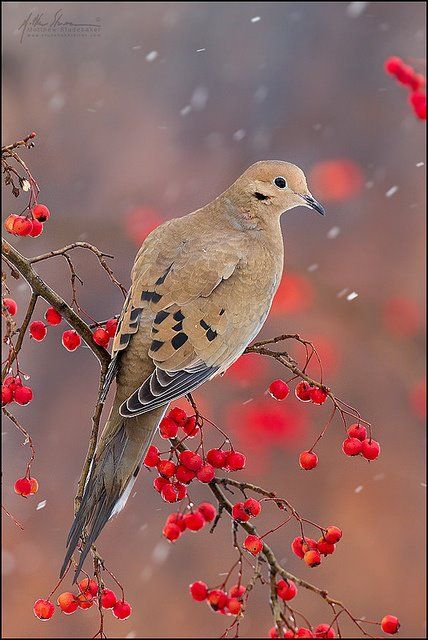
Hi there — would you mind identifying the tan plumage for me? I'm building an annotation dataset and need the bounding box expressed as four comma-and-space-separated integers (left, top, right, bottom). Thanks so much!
61, 160, 324, 579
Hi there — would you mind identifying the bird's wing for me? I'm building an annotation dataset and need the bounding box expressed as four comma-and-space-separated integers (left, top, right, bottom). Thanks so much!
108, 220, 246, 417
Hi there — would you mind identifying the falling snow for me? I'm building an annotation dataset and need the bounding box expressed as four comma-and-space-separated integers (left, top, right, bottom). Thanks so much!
251, 16, 261, 23
327, 226, 341, 239
308, 263, 319, 272
347, 2, 369, 18
385, 186, 398, 198
145, 51, 158, 62
233, 129, 246, 142
355, 485, 364, 494
36, 500, 47, 510
347, 291, 359, 301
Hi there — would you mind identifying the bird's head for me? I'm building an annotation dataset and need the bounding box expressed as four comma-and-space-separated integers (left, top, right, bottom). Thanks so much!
228, 160, 325, 222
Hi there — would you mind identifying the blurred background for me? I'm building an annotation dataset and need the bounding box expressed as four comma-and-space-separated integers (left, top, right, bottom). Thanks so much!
2, 2, 426, 638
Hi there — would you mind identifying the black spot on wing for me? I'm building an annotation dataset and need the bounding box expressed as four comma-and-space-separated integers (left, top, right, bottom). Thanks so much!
173, 310, 184, 322
219, 308, 225, 315
171, 332, 188, 349
150, 339, 164, 352
155, 264, 173, 286
154, 310, 169, 325
200, 319, 210, 330
206, 328, 217, 342
141, 290, 163, 304
172, 321, 183, 331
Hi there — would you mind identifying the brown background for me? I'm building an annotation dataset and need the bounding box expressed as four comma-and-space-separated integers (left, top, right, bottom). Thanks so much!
2, 2, 426, 638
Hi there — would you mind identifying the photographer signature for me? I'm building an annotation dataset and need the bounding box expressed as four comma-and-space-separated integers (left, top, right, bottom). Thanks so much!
18, 8, 100, 43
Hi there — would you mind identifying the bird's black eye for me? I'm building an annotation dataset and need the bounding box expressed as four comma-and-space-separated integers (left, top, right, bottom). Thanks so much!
274, 176, 287, 189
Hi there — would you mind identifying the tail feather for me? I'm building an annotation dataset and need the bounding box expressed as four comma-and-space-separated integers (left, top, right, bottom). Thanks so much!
61, 407, 164, 581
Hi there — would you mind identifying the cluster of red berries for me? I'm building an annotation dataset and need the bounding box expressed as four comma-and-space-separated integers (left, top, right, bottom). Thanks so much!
268, 614, 400, 637
299, 423, 380, 471
3, 297, 18, 317
341, 423, 380, 460
145, 408, 246, 503
4, 204, 51, 238
92, 318, 118, 348
385, 56, 426, 120
33, 578, 131, 621
189, 580, 246, 616
2, 375, 33, 407
269, 623, 335, 638
269, 379, 328, 405
162, 502, 217, 541
290, 527, 342, 568
14, 475, 39, 497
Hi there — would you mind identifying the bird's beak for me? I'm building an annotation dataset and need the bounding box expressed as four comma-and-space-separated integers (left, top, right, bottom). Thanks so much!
299, 194, 326, 216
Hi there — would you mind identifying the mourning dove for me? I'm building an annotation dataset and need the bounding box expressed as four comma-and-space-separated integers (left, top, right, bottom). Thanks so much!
61, 160, 324, 578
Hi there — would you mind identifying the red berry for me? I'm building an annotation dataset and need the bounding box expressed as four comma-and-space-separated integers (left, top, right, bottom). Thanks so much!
105, 317, 118, 338
76, 592, 94, 609
3, 297, 17, 316
166, 512, 187, 532
1, 385, 13, 405
410, 91, 426, 120
144, 444, 160, 467
276, 579, 297, 601
112, 600, 132, 620
269, 628, 280, 638
342, 437, 363, 456
244, 497, 262, 517
4, 375, 21, 390
173, 481, 187, 501
157, 459, 176, 477
168, 407, 187, 426
79, 578, 98, 597
229, 584, 246, 599
14, 476, 32, 496
179, 450, 203, 472
284, 631, 296, 638
243, 534, 263, 556
29, 320, 47, 341
304, 549, 322, 567
316, 538, 336, 556
153, 476, 169, 493
29, 219, 43, 237
57, 592, 78, 614
4, 214, 19, 234
324, 526, 342, 544
14, 385, 33, 405
62, 330, 81, 351
302, 538, 318, 553
309, 386, 328, 405
361, 438, 380, 460
299, 451, 318, 470
45, 307, 62, 325
269, 379, 290, 400
225, 450, 246, 471
161, 482, 179, 503
232, 502, 250, 522
198, 502, 217, 523
93, 327, 110, 347
100, 588, 117, 609
347, 423, 367, 441
197, 463, 215, 483
381, 615, 400, 634
227, 598, 242, 614
189, 581, 208, 601
29, 477, 39, 494
175, 464, 196, 484
159, 416, 179, 438
297, 629, 314, 638
295, 380, 312, 402
291, 537, 306, 559
13, 216, 33, 236
184, 510, 205, 531
207, 448, 227, 468
32, 204, 50, 222
182, 415, 200, 437
207, 589, 228, 611
33, 598, 55, 620
163, 522, 181, 541
384, 56, 403, 75
314, 624, 335, 638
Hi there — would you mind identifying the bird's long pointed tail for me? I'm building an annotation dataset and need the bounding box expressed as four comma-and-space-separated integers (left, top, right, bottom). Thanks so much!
60, 405, 165, 581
